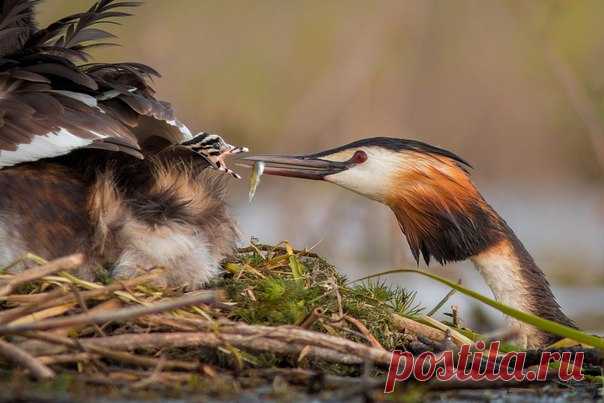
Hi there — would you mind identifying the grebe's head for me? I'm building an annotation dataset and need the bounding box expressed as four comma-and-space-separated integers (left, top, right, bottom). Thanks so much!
242, 137, 503, 264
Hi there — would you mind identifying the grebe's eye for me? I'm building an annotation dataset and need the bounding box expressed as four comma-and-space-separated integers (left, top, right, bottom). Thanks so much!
352, 150, 368, 164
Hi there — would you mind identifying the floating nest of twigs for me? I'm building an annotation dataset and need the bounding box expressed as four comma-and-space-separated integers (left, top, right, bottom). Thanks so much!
0, 243, 601, 401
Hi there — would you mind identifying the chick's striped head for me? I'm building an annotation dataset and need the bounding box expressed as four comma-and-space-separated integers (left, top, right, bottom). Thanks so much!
181, 132, 248, 179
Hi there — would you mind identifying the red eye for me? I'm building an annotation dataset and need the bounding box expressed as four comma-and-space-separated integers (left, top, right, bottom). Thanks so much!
352, 150, 368, 164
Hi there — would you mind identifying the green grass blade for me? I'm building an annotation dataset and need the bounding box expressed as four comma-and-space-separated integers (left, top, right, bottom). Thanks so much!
288, 255, 305, 281
353, 269, 604, 350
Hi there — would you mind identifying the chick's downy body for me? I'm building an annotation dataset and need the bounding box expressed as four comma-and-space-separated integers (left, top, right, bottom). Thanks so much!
0, 0, 244, 288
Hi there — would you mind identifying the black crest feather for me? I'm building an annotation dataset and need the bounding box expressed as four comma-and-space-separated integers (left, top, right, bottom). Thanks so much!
24, 0, 141, 61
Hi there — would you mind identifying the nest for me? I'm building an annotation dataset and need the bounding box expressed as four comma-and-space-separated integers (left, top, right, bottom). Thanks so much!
0, 243, 600, 401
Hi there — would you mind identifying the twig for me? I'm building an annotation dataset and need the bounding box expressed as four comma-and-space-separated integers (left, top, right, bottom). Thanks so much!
236, 245, 320, 259
78, 317, 394, 364
451, 305, 460, 328
328, 277, 344, 321
344, 315, 385, 350
136, 314, 199, 331
23, 332, 200, 371
131, 355, 166, 389
60, 298, 123, 339
298, 307, 324, 329
0, 290, 221, 335
38, 352, 98, 365
181, 318, 393, 363
70, 284, 106, 337
51, 332, 366, 365
27, 321, 391, 365
16, 298, 123, 356
0, 254, 84, 297
1, 289, 67, 305
427, 279, 459, 316
0, 271, 160, 325
0, 339, 54, 380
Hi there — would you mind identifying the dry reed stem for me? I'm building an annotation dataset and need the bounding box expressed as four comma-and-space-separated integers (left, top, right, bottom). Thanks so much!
1, 289, 66, 305
0, 339, 54, 380
0, 272, 160, 325
417, 315, 473, 345
9, 303, 75, 326
0, 254, 84, 297
391, 313, 452, 344
392, 313, 474, 347
0, 288, 70, 324
0, 288, 69, 325
15, 299, 123, 356
0, 290, 221, 335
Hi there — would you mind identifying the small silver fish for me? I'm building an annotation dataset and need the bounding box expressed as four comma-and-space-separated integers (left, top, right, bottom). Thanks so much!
248, 161, 265, 202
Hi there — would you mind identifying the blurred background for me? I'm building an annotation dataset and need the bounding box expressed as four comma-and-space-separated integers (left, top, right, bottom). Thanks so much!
42, 0, 603, 333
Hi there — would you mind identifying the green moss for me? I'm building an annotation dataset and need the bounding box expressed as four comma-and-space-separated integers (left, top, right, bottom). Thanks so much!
215, 245, 423, 355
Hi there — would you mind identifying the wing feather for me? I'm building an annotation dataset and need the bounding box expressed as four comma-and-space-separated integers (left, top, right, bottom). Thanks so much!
0, 0, 198, 168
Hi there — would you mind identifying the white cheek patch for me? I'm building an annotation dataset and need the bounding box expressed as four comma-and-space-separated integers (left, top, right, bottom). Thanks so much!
324, 147, 401, 202
0, 128, 98, 168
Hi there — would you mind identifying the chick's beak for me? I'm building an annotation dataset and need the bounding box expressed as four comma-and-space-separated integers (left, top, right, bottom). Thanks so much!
238, 154, 349, 180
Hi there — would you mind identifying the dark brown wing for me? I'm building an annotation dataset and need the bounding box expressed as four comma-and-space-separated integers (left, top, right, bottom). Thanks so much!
0, 0, 195, 168
84, 61, 194, 147
0, 69, 144, 166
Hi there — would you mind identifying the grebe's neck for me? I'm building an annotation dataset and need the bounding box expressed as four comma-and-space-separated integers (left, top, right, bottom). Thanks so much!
380, 151, 576, 347
390, 192, 576, 348
470, 223, 575, 348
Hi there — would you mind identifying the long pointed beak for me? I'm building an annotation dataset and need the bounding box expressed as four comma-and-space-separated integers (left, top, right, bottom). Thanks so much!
238, 154, 349, 180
